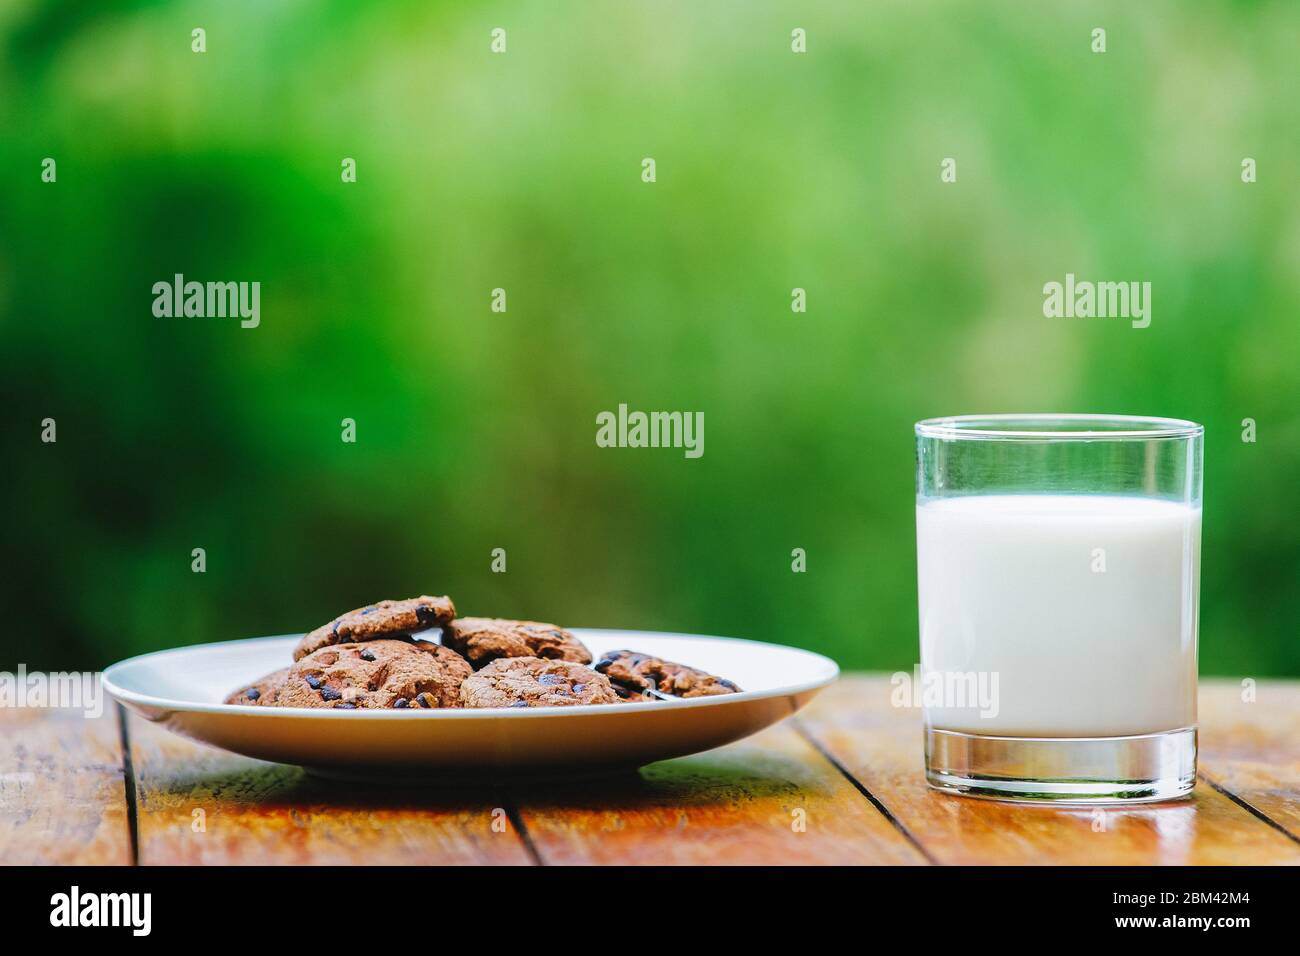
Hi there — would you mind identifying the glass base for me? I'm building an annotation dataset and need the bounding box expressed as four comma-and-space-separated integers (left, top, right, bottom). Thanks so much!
925, 726, 1197, 804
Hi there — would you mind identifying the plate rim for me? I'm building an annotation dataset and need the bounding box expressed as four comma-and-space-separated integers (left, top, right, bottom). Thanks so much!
102, 627, 841, 720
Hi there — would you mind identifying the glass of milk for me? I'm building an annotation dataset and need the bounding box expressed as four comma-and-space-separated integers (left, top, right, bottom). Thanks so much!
915, 414, 1202, 803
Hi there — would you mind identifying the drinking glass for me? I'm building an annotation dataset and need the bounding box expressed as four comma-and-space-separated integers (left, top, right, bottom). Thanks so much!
915, 414, 1203, 802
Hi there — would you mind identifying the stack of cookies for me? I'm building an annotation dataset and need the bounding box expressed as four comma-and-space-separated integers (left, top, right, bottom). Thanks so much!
224, 595, 741, 710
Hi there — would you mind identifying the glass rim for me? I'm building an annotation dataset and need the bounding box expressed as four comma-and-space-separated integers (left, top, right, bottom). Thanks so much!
915, 413, 1203, 442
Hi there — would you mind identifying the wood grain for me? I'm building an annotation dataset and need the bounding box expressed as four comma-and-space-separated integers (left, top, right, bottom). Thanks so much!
6, 676, 1296, 866
513, 723, 928, 865
0, 702, 131, 865
796, 676, 1300, 866
1198, 680, 1300, 841
123, 710, 534, 865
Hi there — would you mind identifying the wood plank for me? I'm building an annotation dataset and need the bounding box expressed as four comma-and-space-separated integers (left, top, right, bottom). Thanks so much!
0, 702, 131, 865
513, 722, 929, 865
797, 676, 1300, 865
1198, 680, 1300, 841
124, 710, 534, 865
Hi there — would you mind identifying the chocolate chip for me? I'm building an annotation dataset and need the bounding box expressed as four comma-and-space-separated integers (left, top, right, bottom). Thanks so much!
718, 679, 738, 691
393, 698, 409, 708
537, 674, 563, 686
510, 700, 529, 708
335, 701, 357, 709
593, 659, 612, 673
414, 605, 441, 626
245, 688, 260, 700
305, 675, 322, 690
572, 683, 585, 694
320, 685, 342, 702
361, 607, 378, 616
413, 693, 434, 708
359, 649, 376, 662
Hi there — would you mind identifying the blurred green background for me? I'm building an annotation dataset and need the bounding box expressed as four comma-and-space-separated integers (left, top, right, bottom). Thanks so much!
2, 1, 1297, 676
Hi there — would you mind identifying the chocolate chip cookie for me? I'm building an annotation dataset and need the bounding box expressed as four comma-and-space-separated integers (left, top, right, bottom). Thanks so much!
293, 595, 456, 661
594, 650, 741, 699
223, 667, 290, 706
276, 639, 472, 709
442, 617, 592, 669
459, 657, 619, 708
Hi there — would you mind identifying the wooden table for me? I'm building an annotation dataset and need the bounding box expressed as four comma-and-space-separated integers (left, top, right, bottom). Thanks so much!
3, 676, 1297, 865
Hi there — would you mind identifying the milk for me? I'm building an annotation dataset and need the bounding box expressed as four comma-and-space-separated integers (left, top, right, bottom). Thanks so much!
916, 495, 1200, 737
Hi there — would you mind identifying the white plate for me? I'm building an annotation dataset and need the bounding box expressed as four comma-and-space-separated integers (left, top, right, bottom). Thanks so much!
103, 629, 839, 779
